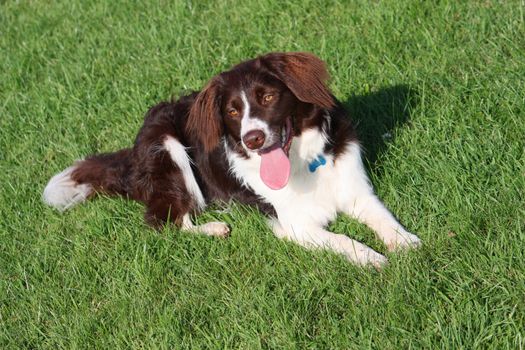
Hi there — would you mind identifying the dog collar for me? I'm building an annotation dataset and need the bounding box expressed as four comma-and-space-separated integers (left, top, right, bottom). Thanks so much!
308, 155, 326, 173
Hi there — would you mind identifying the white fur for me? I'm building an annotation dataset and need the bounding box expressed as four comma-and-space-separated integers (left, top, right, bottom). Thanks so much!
43, 166, 92, 211
240, 91, 275, 149
164, 136, 205, 210
164, 137, 230, 237
182, 214, 230, 237
226, 127, 421, 267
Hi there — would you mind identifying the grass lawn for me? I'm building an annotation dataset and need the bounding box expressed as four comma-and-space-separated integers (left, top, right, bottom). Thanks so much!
1, 0, 524, 348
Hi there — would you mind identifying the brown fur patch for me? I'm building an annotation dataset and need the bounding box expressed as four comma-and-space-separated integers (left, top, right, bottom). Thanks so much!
185, 80, 223, 152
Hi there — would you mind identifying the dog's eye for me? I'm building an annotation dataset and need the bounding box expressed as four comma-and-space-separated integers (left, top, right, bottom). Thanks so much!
262, 94, 274, 104
228, 109, 239, 118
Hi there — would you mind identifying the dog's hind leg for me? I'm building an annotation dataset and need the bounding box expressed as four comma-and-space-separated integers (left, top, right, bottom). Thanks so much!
141, 175, 229, 237
144, 195, 229, 237
142, 135, 229, 237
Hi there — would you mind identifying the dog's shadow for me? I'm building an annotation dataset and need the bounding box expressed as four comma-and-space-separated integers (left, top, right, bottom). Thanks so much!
342, 85, 417, 169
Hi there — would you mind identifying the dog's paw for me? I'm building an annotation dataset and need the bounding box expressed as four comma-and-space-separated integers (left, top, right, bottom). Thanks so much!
348, 248, 388, 269
199, 222, 231, 238
366, 252, 388, 270
365, 250, 389, 270
385, 231, 421, 252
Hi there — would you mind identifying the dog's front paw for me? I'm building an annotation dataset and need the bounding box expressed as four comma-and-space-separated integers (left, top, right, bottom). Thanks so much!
349, 248, 388, 269
385, 231, 421, 251
367, 251, 389, 270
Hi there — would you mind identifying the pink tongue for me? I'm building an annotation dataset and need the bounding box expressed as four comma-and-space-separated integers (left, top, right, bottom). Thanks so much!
260, 147, 290, 190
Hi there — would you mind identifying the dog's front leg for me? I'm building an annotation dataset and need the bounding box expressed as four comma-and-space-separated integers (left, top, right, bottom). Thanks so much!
269, 219, 387, 268
344, 194, 421, 251
337, 143, 421, 251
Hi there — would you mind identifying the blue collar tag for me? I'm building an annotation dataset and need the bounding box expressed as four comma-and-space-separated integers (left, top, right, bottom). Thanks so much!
308, 155, 326, 173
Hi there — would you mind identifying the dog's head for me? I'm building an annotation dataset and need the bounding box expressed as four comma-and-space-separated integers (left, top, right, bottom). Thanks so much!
186, 52, 334, 189
186, 52, 334, 153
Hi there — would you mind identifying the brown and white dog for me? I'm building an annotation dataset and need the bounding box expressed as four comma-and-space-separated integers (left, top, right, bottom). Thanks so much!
43, 52, 421, 267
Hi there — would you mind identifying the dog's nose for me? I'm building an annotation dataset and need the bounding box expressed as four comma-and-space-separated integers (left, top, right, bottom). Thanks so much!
243, 130, 266, 150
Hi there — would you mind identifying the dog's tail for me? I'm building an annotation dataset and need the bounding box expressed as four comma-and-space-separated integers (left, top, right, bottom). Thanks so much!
43, 148, 133, 211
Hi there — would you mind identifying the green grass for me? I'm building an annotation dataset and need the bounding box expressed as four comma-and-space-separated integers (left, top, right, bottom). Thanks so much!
1, 0, 524, 348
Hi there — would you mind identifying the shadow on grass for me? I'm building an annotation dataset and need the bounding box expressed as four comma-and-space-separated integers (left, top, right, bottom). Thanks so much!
342, 85, 417, 168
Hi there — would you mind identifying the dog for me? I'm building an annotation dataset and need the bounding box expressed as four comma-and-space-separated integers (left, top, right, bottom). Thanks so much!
43, 52, 421, 267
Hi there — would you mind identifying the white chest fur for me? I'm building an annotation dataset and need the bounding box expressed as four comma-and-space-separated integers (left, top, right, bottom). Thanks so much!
225, 128, 371, 233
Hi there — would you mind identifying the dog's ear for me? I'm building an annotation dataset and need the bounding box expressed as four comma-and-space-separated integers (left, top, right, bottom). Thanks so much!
186, 79, 223, 152
260, 52, 334, 109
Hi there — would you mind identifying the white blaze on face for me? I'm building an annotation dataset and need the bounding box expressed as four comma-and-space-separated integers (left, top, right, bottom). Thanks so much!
240, 91, 273, 149
238, 92, 290, 190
